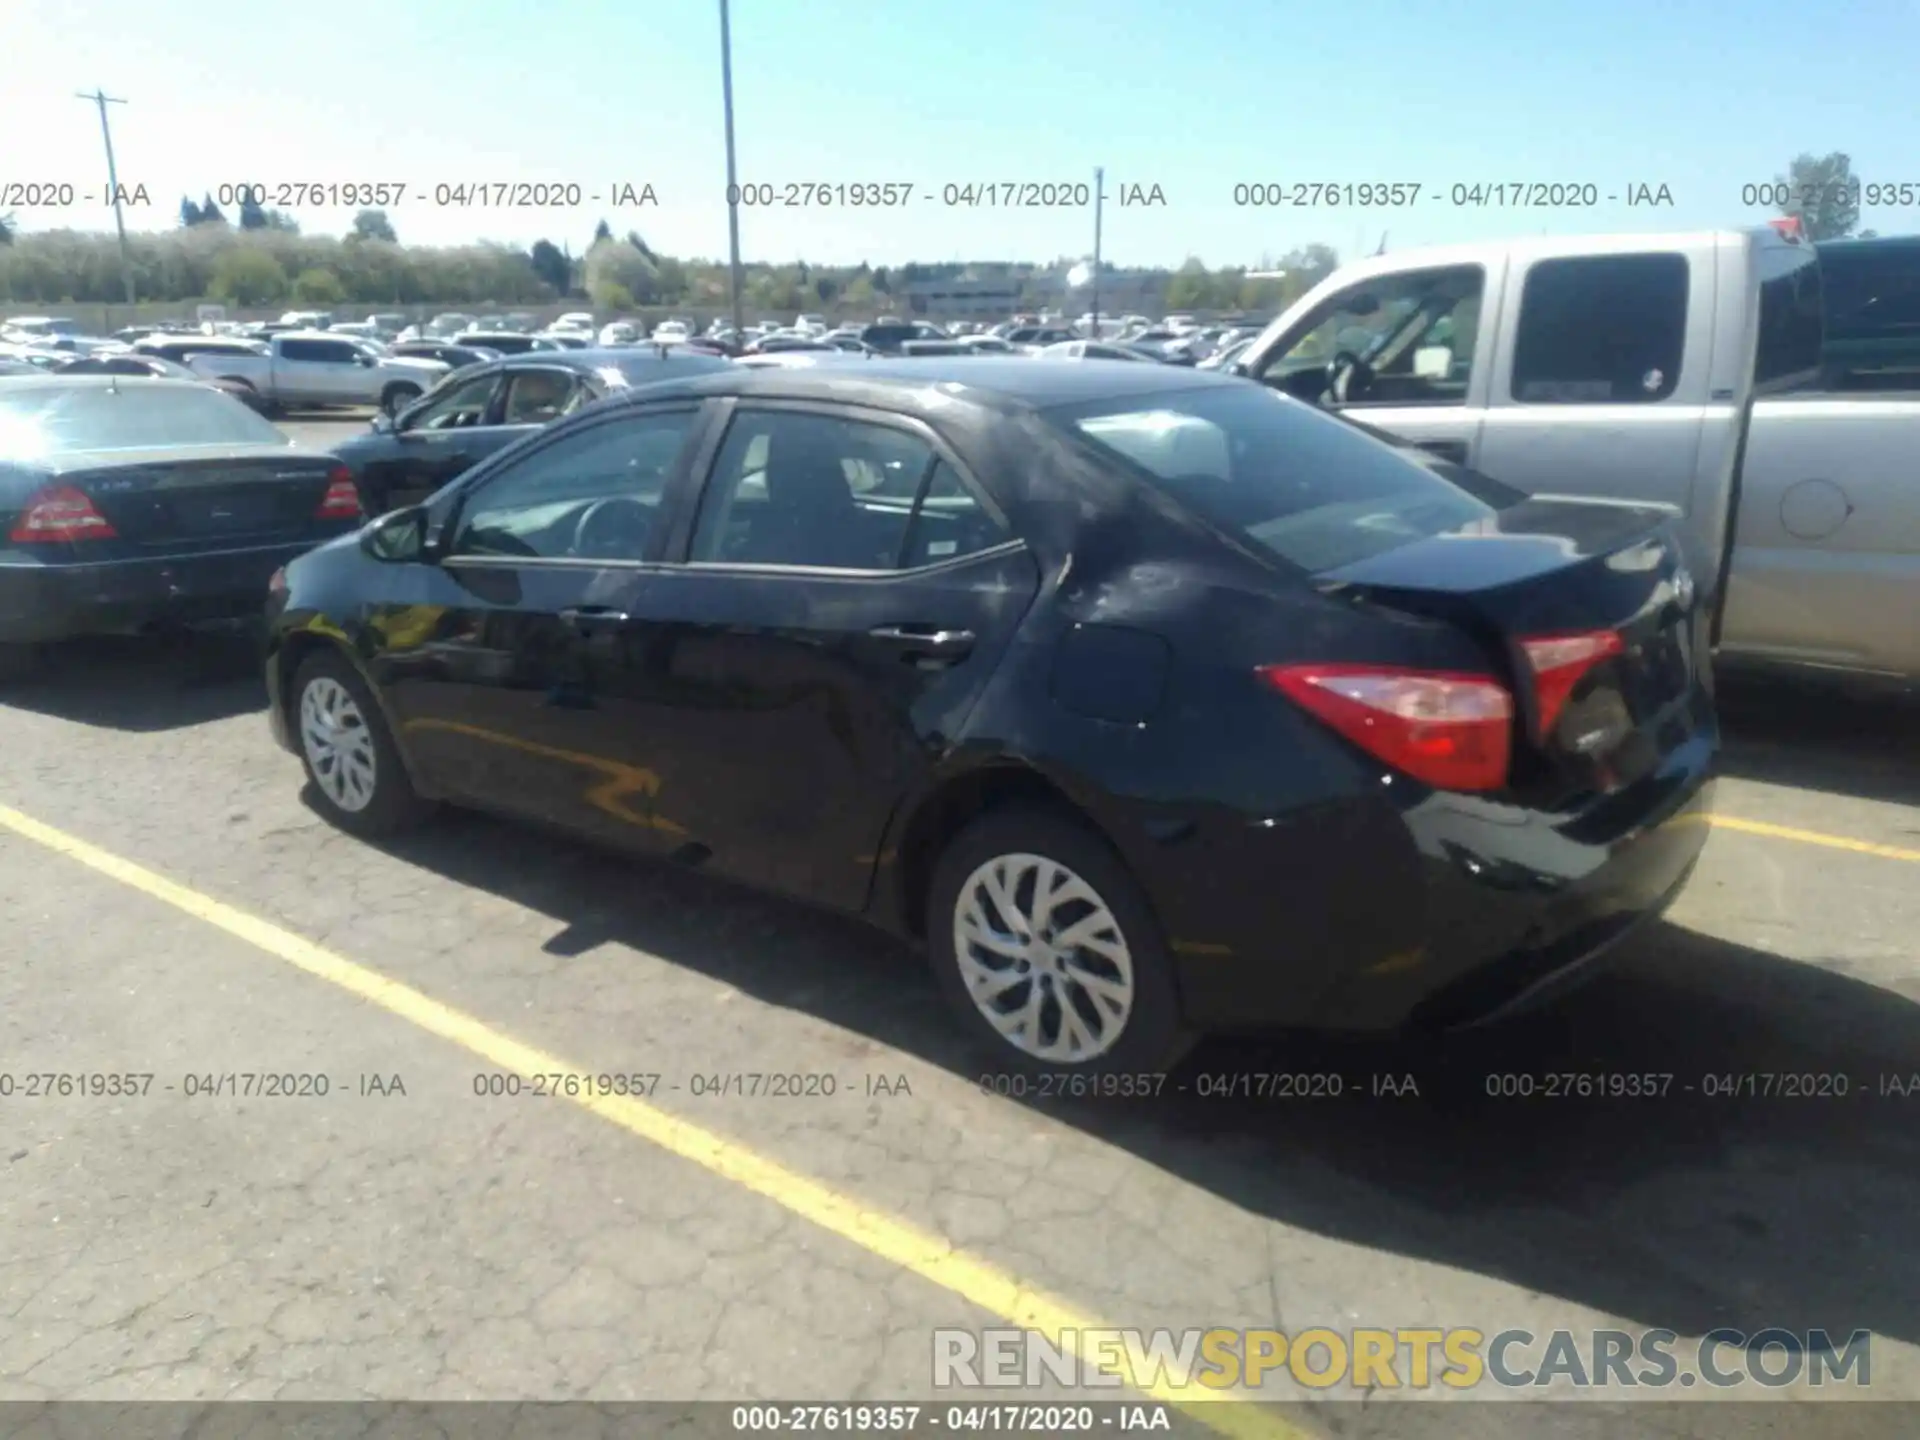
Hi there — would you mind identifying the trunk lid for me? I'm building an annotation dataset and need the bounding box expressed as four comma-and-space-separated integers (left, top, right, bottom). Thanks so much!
49, 445, 344, 549
1318, 498, 1707, 794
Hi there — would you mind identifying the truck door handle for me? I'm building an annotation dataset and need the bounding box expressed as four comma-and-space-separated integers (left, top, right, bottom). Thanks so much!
1414, 440, 1469, 464
559, 606, 630, 629
868, 624, 976, 661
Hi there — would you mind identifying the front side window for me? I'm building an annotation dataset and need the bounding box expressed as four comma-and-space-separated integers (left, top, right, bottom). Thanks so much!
450, 408, 697, 561
1251, 265, 1484, 407
500, 369, 579, 425
1057, 383, 1496, 575
689, 411, 933, 570
1510, 253, 1689, 404
406, 372, 501, 431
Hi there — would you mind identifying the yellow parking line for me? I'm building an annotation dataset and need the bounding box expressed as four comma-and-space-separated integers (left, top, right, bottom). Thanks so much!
1710, 814, 1920, 864
0, 803, 1308, 1440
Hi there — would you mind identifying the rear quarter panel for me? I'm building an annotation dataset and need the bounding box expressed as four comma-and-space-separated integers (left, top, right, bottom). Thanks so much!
937, 532, 1447, 1030
1720, 395, 1920, 677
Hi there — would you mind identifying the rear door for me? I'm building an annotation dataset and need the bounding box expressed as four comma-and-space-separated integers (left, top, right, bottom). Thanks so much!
1243, 260, 1499, 468
276, 337, 365, 405
613, 401, 1042, 910
1472, 247, 1715, 519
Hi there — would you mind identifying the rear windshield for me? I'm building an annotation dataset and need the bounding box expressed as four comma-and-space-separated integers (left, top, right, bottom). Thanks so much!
1055, 383, 1500, 573
0, 382, 287, 458
608, 352, 731, 384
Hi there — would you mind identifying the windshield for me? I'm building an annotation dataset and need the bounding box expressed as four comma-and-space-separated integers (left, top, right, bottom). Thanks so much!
0, 383, 287, 459
1055, 383, 1498, 573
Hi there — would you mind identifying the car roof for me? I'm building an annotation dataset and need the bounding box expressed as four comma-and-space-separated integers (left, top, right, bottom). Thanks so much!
0, 374, 209, 394
464, 347, 733, 378
632, 354, 1242, 411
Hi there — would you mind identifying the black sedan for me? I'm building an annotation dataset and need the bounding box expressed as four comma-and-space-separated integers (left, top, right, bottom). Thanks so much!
0, 377, 360, 677
388, 340, 502, 370
451, 331, 563, 356
330, 347, 732, 517
265, 360, 1716, 1075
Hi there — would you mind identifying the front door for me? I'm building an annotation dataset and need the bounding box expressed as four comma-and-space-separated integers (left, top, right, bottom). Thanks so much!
614, 402, 1041, 911
1242, 260, 1498, 467
378, 401, 710, 851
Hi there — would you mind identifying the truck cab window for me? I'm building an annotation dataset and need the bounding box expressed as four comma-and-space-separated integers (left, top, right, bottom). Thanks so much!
1250, 265, 1483, 408
1511, 253, 1689, 404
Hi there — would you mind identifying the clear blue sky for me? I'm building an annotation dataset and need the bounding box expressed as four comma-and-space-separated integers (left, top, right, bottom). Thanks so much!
6, 0, 1917, 268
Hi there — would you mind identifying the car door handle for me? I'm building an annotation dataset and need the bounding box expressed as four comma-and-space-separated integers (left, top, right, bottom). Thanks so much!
869, 625, 976, 660
559, 606, 631, 629
1414, 440, 1469, 464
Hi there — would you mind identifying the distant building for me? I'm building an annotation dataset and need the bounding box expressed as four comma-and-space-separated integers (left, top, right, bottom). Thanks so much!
902, 278, 1024, 319
903, 267, 1175, 319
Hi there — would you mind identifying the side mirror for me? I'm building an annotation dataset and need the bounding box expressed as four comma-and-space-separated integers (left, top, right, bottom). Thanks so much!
356, 353, 375, 367
360, 504, 432, 564
370, 411, 395, 434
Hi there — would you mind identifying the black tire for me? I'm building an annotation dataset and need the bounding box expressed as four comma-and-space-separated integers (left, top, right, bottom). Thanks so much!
0, 642, 44, 684
288, 648, 434, 837
928, 805, 1194, 1081
381, 383, 421, 417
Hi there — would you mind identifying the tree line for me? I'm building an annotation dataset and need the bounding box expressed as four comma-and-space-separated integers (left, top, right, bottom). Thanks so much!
0, 152, 1881, 313
0, 208, 1314, 315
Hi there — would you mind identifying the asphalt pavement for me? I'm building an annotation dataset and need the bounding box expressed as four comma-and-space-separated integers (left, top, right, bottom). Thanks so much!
0, 413, 1914, 1436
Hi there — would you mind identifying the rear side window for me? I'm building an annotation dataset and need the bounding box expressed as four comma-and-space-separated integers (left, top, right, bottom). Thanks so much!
1755, 247, 1825, 389
1058, 384, 1496, 574
1511, 253, 1689, 404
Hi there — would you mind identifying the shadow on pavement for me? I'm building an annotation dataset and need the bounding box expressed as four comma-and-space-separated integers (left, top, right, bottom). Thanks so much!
0, 627, 267, 731
1715, 674, 1920, 807
354, 799, 1920, 1358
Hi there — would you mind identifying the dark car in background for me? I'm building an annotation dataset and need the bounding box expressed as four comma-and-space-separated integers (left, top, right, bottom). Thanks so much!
453, 331, 564, 356
859, 321, 946, 355
330, 346, 733, 516
0, 377, 361, 678
389, 340, 502, 370
264, 359, 1716, 1076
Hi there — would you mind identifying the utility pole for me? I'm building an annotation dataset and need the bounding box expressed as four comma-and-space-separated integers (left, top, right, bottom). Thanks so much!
78, 89, 136, 308
718, 0, 745, 344
1089, 166, 1103, 334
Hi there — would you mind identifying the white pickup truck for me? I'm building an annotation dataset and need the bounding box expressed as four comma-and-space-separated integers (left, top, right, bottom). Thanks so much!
187, 330, 448, 416
1234, 226, 1920, 685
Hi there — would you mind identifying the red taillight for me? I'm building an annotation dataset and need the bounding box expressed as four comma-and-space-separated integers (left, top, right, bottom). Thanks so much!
1260, 664, 1513, 792
315, 466, 362, 520
9, 484, 119, 543
1519, 630, 1624, 735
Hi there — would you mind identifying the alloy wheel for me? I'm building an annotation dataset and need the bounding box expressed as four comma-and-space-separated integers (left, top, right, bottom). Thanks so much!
299, 676, 378, 813
952, 852, 1136, 1063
